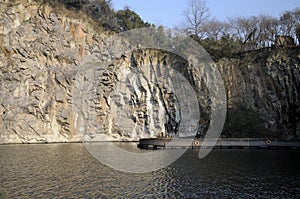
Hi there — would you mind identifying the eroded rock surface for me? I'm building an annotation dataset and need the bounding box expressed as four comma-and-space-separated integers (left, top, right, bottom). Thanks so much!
0, 1, 201, 143
219, 48, 300, 138
0, 1, 299, 143
0, 1, 112, 143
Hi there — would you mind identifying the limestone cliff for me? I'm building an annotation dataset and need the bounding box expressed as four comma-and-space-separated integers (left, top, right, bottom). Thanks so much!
0, 0, 112, 143
0, 1, 199, 143
219, 48, 300, 138
0, 1, 299, 143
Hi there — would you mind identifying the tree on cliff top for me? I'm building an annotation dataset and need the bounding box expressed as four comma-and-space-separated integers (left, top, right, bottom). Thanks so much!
42, 0, 152, 32
115, 7, 152, 32
182, 0, 210, 38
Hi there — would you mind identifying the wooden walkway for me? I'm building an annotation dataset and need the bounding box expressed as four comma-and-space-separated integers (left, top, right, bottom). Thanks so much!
137, 138, 300, 149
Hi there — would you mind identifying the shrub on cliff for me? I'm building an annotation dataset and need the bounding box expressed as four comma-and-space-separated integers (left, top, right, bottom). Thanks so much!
40, 0, 152, 32
115, 8, 152, 32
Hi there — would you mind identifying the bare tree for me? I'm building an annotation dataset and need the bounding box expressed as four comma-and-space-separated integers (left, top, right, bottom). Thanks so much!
179, 2, 300, 52
258, 15, 280, 47
183, 0, 210, 38
228, 16, 260, 50
279, 8, 300, 41
296, 24, 300, 44
202, 18, 227, 40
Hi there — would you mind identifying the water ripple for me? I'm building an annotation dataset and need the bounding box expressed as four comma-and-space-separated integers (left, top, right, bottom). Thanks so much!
1, 144, 299, 198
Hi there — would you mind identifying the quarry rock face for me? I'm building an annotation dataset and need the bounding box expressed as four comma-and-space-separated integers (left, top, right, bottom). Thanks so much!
73, 49, 201, 142
0, 1, 200, 143
219, 48, 300, 138
0, 1, 299, 143
0, 1, 110, 143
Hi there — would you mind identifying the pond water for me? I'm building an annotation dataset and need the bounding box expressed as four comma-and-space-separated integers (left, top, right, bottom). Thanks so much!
0, 143, 299, 198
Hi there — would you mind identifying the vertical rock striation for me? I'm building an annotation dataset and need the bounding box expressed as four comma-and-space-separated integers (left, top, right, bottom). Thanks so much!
0, 1, 111, 143
219, 48, 300, 138
0, 1, 299, 143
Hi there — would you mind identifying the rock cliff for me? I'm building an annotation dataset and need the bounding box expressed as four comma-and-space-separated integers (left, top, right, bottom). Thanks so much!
219, 48, 300, 138
0, 1, 299, 143
0, 0, 111, 143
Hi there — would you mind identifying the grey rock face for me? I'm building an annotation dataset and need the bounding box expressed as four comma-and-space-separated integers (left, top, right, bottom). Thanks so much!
0, 1, 200, 143
0, 1, 299, 143
219, 48, 300, 138
0, 1, 110, 143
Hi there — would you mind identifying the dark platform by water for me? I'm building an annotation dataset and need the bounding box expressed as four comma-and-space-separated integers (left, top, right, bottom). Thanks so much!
137, 138, 300, 150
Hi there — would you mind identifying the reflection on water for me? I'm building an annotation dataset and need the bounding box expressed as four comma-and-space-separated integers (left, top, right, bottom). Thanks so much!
84, 142, 188, 173
0, 143, 299, 198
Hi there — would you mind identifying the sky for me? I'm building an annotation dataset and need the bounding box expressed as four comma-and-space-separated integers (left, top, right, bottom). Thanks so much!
112, 0, 300, 28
